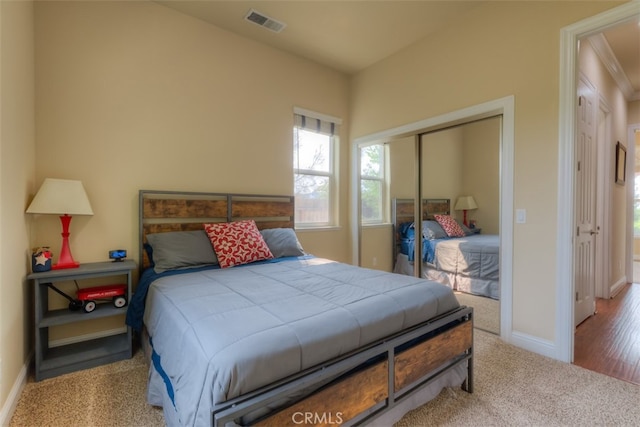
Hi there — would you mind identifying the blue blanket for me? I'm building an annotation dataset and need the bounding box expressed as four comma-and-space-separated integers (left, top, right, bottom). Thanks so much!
400, 235, 443, 264
139, 256, 459, 426
125, 255, 313, 332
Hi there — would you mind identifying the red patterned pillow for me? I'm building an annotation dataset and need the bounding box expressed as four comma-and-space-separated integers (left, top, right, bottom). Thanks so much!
434, 214, 466, 238
203, 220, 274, 268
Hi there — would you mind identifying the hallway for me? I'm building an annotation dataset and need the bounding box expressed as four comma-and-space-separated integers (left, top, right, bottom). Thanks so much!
574, 282, 640, 385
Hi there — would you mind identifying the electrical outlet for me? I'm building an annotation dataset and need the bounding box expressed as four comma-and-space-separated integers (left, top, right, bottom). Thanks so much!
372, 257, 378, 266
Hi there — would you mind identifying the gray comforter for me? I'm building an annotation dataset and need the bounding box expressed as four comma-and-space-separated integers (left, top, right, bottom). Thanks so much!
430, 235, 499, 281
143, 257, 460, 426
394, 234, 499, 299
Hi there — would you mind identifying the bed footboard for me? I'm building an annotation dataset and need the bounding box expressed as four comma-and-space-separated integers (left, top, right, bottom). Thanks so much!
212, 306, 473, 427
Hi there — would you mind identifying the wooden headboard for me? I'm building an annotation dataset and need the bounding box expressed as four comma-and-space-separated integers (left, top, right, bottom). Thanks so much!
391, 198, 450, 267
392, 198, 450, 227
139, 190, 294, 270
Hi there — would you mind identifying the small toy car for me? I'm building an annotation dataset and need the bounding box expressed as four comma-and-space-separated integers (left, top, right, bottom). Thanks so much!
76, 284, 127, 313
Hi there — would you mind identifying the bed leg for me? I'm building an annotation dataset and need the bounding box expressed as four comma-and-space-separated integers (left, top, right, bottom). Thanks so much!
462, 313, 474, 393
462, 351, 473, 393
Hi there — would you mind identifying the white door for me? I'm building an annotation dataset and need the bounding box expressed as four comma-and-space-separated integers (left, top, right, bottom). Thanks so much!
574, 75, 598, 326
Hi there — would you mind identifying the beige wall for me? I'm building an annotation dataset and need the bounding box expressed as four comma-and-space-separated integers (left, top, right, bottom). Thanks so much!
391, 119, 500, 229
0, 0, 35, 417
34, 2, 350, 265
360, 225, 393, 271
422, 126, 464, 205
461, 117, 501, 234
389, 136, 416, 199
33, 1, 350, 344
350, 1, 620, 341
423, 119, 501, 233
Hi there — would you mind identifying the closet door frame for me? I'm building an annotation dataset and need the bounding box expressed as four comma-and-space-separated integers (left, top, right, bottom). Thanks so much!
351, 96, 514, 342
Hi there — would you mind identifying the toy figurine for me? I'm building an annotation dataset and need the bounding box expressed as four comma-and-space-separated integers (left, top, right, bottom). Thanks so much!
32, 247, 52, 272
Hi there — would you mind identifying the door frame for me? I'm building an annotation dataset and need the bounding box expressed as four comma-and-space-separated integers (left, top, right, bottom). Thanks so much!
557, 1, 640, 363
351, 95, 515, 342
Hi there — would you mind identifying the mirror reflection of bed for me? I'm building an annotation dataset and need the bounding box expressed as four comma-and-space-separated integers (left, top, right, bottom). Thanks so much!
359, 116, 501, 335
392, 198, 500, 334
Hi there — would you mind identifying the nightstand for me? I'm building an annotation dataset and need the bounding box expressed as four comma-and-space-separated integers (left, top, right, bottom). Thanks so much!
28, 260, 135, 381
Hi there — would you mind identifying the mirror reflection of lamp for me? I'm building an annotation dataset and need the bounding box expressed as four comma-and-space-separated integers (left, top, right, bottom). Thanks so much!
454, 196, 477, 227
26, 178, 93, 269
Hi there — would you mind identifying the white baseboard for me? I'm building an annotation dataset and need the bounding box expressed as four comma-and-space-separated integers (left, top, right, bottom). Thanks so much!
509, 330, 557, 359
49, 326, 127, 348
0, 353, 30, 427
609, 277, 627, 299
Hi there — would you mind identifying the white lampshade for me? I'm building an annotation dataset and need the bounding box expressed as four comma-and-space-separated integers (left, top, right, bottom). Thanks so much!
454, 196, 478, 211
26, 178, 93, 215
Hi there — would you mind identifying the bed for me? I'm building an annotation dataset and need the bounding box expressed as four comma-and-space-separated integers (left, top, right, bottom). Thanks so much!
126, 190, 474, 426
392, 198, 499, 300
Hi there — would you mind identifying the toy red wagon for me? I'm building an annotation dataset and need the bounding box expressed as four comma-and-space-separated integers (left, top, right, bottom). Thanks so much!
76, 284, 127, 313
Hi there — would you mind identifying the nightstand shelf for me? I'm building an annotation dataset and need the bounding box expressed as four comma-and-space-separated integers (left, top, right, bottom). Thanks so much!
39, 334, 131, 378
39, 304, 128, 328
28, 260, 135, 381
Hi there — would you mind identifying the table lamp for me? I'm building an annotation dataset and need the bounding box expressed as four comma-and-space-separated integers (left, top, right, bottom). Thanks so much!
26, 178, 93, 269
454, 196, 477, 227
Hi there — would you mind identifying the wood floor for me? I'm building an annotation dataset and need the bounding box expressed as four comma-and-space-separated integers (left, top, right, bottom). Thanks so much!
574, 282, 640, 385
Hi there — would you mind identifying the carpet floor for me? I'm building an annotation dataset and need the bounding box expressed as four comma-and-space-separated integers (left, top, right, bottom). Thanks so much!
10, 330, 640, 426
454, 292, 499, 335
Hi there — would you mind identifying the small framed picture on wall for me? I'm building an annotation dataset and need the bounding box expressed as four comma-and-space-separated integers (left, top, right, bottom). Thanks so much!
615, 141, 626, 185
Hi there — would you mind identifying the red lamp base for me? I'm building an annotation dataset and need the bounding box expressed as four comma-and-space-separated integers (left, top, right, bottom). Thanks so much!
52, 261, 80, 270
52, 214, 81, 269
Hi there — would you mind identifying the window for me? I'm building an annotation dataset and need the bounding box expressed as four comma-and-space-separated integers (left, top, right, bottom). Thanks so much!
293, 111, 340, 227
360, 144, 386, 224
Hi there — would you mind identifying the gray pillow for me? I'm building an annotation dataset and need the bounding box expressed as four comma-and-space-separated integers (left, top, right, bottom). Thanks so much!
146, 230, 218, 273
260, 228, 305, 258
422, 220, 448, 240
456, 220, 473, 236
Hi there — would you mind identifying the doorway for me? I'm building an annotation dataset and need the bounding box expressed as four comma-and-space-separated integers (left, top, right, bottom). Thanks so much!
558, 1, 640, 363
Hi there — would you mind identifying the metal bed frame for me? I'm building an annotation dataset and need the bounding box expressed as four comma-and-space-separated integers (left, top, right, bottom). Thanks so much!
138, 190, 473, 426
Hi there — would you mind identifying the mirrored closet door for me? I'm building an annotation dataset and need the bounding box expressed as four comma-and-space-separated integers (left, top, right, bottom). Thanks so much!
358, 116, 502, 335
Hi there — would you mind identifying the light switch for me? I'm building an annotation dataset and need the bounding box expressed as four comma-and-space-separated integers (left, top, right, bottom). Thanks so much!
516, 209, 526, 224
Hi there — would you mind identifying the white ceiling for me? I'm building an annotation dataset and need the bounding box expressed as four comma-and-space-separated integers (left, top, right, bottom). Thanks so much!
157, 1, 638, 94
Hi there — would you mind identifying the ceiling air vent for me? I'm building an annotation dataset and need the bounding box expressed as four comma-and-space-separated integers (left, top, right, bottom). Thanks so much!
244, 9, 286, 33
